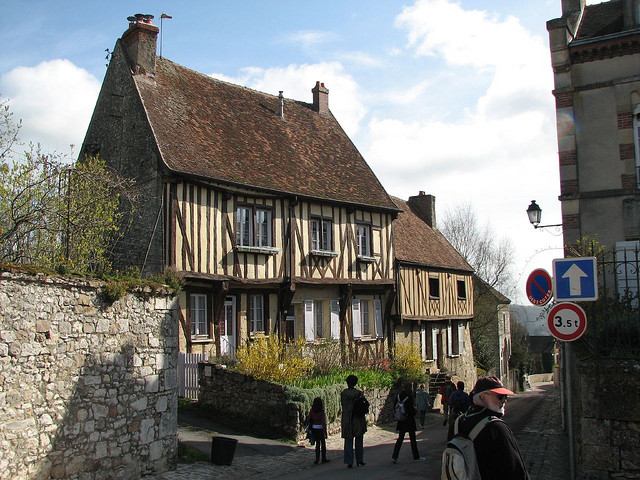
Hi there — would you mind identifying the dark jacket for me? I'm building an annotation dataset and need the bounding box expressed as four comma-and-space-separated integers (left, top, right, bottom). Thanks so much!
457, 407, 530, 480
395, 391, 417, 433
448, 390, 470, 415
341, 387, 367, 438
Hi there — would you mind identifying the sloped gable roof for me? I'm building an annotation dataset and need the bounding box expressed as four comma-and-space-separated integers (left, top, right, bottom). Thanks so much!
575, 0, 624, 40
473, 275, 511, 304
392, 197, 473, 272
132, 56, 397, 211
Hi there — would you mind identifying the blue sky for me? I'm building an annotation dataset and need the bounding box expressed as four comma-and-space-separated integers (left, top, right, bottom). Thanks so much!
0, 0, 593, 302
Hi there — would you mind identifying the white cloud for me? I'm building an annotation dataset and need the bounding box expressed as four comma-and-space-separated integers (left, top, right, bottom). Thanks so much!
211, 62, 366, 137
0, 59, 100, 157
280, 30, 338, 47
361, 0, 563, 302
336, 51, 383, 67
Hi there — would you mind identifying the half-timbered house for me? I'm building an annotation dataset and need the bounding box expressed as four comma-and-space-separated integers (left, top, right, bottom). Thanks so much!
392, 193, 476, 384
81, 15, 399, 364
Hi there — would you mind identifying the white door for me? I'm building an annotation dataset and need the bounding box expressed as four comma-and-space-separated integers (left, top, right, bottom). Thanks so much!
221, 296, 236, 358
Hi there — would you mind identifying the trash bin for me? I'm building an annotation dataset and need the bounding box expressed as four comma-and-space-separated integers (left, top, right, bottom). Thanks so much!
211, 436, 238, 465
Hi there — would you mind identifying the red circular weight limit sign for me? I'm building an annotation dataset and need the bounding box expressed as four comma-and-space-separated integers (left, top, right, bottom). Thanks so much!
547, 302, 588, 341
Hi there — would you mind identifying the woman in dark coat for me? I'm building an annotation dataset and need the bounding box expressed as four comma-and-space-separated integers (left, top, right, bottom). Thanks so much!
391, 385, 421, 462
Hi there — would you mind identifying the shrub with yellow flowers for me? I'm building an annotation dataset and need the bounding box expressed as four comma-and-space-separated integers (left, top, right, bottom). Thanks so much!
236, 336, 314, 384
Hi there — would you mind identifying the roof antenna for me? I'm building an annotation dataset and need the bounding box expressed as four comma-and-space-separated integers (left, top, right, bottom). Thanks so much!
160, 13, 173, 58
278, 91, 285, 119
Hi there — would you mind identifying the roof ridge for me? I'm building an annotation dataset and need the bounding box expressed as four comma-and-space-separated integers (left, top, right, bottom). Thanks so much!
157, 57, 312, 106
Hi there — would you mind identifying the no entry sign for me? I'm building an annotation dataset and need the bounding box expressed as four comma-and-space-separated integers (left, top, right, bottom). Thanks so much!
526, 268, 553, 306
547, 302, 588, 341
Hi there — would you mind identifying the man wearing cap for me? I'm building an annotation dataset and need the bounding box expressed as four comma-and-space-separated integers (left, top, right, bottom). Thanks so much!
456, 376, 530, 480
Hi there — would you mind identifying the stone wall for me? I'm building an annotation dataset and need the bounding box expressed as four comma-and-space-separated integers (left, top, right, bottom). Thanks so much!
574, 357, 640, 480
0, 270, 179, 480
199, 363, 398, 440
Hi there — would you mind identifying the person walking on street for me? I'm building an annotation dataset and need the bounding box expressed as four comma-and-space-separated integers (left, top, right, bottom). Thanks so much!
446, 381, 470, 440
415, 384, 429, 428
391, 385, 421, 463
440, 378, 456, 425
307, 397, 329, 464
456, 376, 530, 480
341, 374, 367, 468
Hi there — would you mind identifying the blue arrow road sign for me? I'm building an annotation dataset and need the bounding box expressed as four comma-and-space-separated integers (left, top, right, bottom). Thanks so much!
553, 257, 598, 301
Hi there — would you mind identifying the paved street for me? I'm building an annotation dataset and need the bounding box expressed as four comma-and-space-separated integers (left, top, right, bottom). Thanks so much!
148, 382, 569, 480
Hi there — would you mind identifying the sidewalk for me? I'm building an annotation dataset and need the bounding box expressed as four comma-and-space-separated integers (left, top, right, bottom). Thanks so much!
148, 382, 569, 480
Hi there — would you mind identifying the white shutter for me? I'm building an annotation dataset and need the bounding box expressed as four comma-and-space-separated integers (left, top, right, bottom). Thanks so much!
330, 300, 340, 340
351, 299, 361, 339
374, 298, 383, 339
304, 300, 314, 341
431, 327, 438, 361
447, 321, 452, 356
458, 321, 465, 353
420, 324, 427, 360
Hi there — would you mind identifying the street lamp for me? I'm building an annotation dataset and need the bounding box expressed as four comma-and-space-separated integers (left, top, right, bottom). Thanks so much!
526, 200, 562, 229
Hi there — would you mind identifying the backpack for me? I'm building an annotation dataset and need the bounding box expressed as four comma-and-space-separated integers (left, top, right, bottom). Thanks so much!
394, 394, 408, 422
352, 393, 370, 417
441, 414, 502, 480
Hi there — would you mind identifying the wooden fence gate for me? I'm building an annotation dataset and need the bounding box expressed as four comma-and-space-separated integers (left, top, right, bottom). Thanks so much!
178, 352, 208, 400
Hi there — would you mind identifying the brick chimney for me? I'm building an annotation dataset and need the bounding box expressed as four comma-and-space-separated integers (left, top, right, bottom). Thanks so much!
312, 81, 329, 115
561, 0, 585, 16
121, 14, 159, 75
408, 191, 437, 229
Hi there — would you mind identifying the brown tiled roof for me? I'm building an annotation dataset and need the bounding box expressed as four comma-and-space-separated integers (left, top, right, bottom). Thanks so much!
473, 275, 511, 304
575, 0, 624, 40
133, 57, 397, 211
391, 197, 473, 272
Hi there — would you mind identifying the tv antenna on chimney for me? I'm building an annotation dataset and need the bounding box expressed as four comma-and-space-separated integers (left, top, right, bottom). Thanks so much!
160, 13, 172, 58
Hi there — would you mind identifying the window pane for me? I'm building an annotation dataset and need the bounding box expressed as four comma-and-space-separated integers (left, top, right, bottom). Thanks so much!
361, 300, 370, 336
250, 295, 264, 332
311, 218, 320, 250
357, 225, 370, 256
457, 280, 466, 299
256, 209, 271, 247
429, 277, 440, 298
190, 294, 207, 336
236, 207, 251, 246
322, 220, 332, 250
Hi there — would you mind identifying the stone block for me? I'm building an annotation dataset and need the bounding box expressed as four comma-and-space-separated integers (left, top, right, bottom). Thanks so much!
35, 320, 50, 333
164, 369, 177, 390
95, 441, 108, 459
92, 404, 109, 419
156, 396, 168, 412
149, 440, 163, 460
0, 344, 7, 357
140, 418, 155, 444
581, 444, 618, 471
0, 330, 16, 343
131, 397, 147, 411
145, 375, 159, 393
96, 319, 110, 333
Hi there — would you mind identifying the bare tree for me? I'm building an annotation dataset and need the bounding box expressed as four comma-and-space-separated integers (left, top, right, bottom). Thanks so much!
0, 100, 139, 273
441, 203, 517, 374
441, 203, 515, 296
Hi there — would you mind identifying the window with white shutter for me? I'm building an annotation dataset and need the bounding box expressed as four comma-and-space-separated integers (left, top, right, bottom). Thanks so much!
190, 293, 208, 337
330, 300, 340, 340
374, 298, 383, 339
458, 321, 465, 353
304, 300, 314, 341
314, 300, 323, 338
351, 299, 361, 338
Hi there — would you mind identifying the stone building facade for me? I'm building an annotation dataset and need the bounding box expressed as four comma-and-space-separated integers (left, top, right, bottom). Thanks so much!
0, 269, 178, 479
